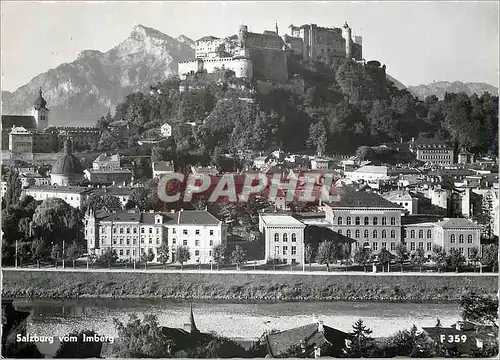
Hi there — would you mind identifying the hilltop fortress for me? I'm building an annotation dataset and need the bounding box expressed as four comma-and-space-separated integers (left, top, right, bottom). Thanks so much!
179, 22, 374, 84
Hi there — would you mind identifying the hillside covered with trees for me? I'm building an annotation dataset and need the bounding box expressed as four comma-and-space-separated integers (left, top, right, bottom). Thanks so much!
95, 55, 498, 158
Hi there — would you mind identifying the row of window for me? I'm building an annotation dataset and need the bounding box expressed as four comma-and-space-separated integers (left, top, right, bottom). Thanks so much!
339, 229, 397, 239
450, 234, 474, 244
273, 233, 298, 242
403, 229, 433, 239
108, 227, 216, 236
171, 239, 215, 247
337, 216, 396, 226
420, 156, 451, 160
274, 245, 298, 256
117, 248, 213, 258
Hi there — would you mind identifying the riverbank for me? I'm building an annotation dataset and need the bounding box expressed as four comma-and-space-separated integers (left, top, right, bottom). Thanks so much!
2, 269, 497, 302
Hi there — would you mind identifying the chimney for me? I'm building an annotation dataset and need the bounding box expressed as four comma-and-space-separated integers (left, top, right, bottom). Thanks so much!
178, 211, 181, 224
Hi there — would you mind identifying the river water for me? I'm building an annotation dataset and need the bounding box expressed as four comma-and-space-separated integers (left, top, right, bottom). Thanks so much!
13, 298, 461, 357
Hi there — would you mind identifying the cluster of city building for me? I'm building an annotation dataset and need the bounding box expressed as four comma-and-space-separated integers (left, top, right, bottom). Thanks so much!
3, 129, 497, 266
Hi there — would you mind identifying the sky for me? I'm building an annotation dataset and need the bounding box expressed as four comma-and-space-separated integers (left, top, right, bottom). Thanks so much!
1, 1, 499, 92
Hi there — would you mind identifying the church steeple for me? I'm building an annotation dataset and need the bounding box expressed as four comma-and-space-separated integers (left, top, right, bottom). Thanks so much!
275, 21, 279, 35
183, 302, 199, 333
34, 87, 48, 110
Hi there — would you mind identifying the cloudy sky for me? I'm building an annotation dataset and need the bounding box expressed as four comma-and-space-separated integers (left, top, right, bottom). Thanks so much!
1, 1, 498, 91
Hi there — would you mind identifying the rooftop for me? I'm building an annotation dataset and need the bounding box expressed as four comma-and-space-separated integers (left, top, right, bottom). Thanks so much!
260, 214, 305, 227
436, 218, 482, 229
24, 185, 92, 194
1, 115, 36, 130
327, 187, 404, 209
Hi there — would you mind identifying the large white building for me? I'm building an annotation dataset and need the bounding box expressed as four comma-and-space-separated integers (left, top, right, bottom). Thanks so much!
344, 165, 390, 182
85, 209, 227, 264
382, 190, 419, 215
23, 185, 92, 208
259, 214, 306, 265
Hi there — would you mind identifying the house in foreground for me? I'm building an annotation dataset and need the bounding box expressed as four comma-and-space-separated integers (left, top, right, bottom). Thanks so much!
265, 320, 351, 358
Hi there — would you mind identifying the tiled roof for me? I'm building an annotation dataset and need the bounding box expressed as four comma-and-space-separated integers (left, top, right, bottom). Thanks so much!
1, 115, 36, 130
436, 218, 481, 229
327, 187, 404, 209
402, 215, 444, 225
266, 323, 350, 357
382, 190, 415, 202
85, 169, 132, 174
353, 166, 388, 174
153, 161, 175, 172
176, 210, 221, 225
261, 215, 305, 227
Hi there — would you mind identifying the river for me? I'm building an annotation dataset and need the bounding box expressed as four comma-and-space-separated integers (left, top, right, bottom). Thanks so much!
13, 298, 461, 357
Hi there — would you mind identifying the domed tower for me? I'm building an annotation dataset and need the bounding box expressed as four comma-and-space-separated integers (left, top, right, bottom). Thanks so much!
342, 22, 352, 59
50, 138, 84, 186
31, 88, 49, 131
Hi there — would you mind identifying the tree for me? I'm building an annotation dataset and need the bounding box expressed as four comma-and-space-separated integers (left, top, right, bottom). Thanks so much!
100, 248, 118, 269
340, 242, 352, 271
385, 324, 431, 358
446, 248, 465, 273
188, 334, 248, 358
212, 244, 228, 270
378, 247, 392, 272
140, 249, 155, 269
83, 193, 122, 214
65, 242, 82, 268
316, 240, 337, 272
348, 319, 373, 357
30, 238, 46, 268
210, 146, 222, 168
468, 246, 480, 272
230, 245, 248, 270
353, 247, 372, 272
394, 243, 407, 272
151, 146, 166, 163
128, 187, 150, 211
50, 243, 62, 268
476, 192, 495, 239
481, 244, 498, 272
112, 314, 174, 358
4, 167, 22, 209
157, 242, 169, 269
460, 291, 498, 327
54, 330, 103, 358
175, 245, 191, 270
431, 245, 447, 272
410, 247, 428, 272
305, 244, 315, 271
306, 121, 327, 156
32, 198, 81, 245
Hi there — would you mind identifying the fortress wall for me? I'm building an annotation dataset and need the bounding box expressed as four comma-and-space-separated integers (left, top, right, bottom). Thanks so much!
248, 48, 288, 84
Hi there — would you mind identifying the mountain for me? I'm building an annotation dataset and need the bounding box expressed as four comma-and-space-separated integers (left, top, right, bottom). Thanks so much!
407, 81, 499, 100
1, 25, 195, 127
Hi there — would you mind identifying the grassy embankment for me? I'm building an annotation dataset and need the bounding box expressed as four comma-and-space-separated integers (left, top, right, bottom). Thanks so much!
2, 270, 497, 302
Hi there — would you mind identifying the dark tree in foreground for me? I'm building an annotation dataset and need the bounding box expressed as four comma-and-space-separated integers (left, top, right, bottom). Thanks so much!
431, 245, 447, 272
212, 244, 229, 270
460, 291, 498, 327
353, 247, 372, 272
446, 248, 466, 273
481, 244, 498, 272
305, 244, 315, 271
230, 245, 248, 270
347, 319, 374, 357
157, 242, 169, 269
394, 243, 407, 272
112, 314, 174, 358
378, 247, 392, 272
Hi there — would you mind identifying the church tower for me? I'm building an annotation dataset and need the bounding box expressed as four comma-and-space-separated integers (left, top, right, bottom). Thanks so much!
31, 88, 49, 131
183, 303, 199, 334
342, 22, 352, 60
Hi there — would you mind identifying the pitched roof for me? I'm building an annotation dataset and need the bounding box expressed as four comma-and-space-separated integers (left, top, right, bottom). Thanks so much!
24, 185, 92, 194
327, 187, 404, 209
153, 161, 175, 172
176, 210, 222, 225
436, 218, 482, 229
260, 215, 305, 227
382, 190, 415, 202
266, 323, 350, 357
353, 165, 388, 174
1, 115, 37, 130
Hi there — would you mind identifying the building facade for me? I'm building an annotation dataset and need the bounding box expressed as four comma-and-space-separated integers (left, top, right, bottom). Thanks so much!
9, 127, 33, 154
383, 190, 419, 215
410, 138, 454, 165
85, 209, 227, 264
23, 185, 92, 208
259, 214, 306, 265
93, 153, 121, 170
433, 218, 481, 260
286, 22, 362, 62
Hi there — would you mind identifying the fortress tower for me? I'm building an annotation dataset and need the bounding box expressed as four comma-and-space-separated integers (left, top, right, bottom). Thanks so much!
342, 22, 352, 59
